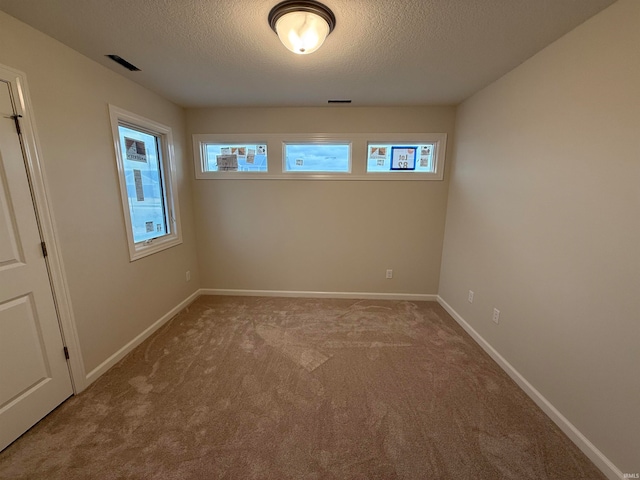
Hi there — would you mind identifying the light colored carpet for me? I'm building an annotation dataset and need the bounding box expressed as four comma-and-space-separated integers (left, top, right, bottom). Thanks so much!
0, 296, 605, 479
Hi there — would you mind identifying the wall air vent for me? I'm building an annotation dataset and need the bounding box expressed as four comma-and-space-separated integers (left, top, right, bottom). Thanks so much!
105, 55, 141, 72
328, 100, 352, 104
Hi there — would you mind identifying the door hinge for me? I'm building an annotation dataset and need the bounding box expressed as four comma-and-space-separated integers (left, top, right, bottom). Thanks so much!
11, 114, 22, 135
63, 346, 70, 360
41, 241, 48, 257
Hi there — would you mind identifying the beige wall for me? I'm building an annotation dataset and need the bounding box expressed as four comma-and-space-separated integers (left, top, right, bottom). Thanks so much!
187, 106, 455, 295
0, 12, 200, 375
440, 0, 639, 473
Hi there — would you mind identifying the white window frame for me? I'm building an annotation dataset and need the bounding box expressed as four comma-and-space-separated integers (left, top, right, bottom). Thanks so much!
109, 105, 182, 261
193, 134, 270, 179
363, 133, 447, 180
193, 132, 447, 181
282, 134, 352, 178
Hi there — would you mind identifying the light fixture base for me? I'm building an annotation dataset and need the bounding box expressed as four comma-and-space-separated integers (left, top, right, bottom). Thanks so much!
268, 0, 336, 35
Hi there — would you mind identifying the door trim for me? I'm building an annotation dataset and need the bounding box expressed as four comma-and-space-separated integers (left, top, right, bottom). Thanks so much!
1, 63, 87, 393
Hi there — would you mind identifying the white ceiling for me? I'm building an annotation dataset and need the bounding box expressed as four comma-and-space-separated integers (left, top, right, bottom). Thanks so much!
0, 0, 615, 107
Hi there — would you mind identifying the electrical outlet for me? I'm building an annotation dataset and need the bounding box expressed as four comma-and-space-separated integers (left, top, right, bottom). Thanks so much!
468, 290, 474, 303
186, 271, 191, 282
386, 269, 393, 279
492, 308, 500, 324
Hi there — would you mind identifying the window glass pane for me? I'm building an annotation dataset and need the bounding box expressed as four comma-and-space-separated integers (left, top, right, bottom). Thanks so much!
118, 125, 168, 243
284, 143, 350, 172
204, 143, 268, 172
367, 143, 435, 173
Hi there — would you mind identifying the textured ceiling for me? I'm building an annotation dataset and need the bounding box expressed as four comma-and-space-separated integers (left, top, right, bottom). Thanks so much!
0, 0, 615, 107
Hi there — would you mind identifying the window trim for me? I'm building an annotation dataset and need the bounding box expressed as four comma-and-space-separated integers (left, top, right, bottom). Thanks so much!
282, 134, 352, 176
364, 135, 445, 179
193, 134, 271, 179
193, 132, 447, 181
109, 105, 182, 261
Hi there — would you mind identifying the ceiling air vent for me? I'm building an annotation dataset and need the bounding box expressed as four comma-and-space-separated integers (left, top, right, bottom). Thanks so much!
328, 100, 352, 104
105, 55, 141, 72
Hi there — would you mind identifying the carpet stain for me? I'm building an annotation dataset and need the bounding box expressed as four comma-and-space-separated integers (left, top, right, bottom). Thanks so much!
128, 375, 153, 395
256, 324, 330, 372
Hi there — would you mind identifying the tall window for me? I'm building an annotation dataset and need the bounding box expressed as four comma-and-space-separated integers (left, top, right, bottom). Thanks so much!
109, 106, 182, 261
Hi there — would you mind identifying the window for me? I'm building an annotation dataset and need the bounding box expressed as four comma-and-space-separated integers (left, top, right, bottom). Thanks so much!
109, 106, 182, 261
202, 143, 268, 172
193, 132, 447, 180
283, 142, 351, 173
367, 143, 436, 173
363, 134, 446, 179
193, 134, 269, 179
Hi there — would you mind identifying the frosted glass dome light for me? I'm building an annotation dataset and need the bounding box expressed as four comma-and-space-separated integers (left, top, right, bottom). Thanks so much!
269, 0, 336, 55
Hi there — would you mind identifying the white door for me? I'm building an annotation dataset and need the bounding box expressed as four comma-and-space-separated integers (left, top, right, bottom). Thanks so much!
0, 75, 73, 451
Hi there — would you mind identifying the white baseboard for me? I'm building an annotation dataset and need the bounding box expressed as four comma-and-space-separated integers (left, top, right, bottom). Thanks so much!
201, 288, 438, 302
436, 296, 623, 480
84, 289, 201, 386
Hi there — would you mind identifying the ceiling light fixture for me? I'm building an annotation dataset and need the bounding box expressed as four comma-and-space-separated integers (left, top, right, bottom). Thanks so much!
268, 0, 336, 55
